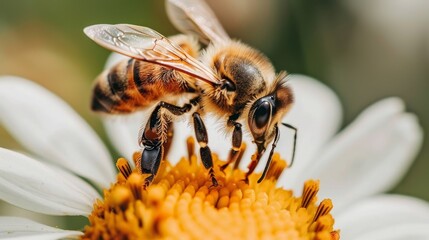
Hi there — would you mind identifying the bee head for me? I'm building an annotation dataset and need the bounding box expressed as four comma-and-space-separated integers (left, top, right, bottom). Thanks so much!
247, 73, 293, 155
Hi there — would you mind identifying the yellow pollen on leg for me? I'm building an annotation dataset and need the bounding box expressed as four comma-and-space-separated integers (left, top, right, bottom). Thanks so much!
81, 138, 339, 240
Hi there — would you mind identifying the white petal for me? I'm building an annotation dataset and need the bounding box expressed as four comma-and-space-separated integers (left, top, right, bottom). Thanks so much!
163, 117, 195, 165
352, 223, 429, 240
0, 148, 100, 216
0, 217, 82, 240
0, 76, 115, 187
277, 74, 342, 190
0, 202, 66, 232
336, 194, 429, 240
103, 112, 147, 164
308, 98, 423, 211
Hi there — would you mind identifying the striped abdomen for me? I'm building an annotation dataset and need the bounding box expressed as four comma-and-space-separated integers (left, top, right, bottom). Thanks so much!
91, 59, 194, 114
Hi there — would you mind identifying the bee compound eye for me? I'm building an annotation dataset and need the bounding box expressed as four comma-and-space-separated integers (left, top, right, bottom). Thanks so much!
254, 101, 272, 129
248, 96, 274, 139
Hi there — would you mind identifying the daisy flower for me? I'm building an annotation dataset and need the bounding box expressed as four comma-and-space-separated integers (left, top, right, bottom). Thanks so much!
0, 66, 427, 239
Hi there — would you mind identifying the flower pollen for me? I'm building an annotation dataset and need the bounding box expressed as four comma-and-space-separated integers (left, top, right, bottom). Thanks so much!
82, 137, 339, 239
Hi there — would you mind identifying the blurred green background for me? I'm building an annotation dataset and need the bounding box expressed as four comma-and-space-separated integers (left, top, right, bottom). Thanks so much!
0, 0, 428, 230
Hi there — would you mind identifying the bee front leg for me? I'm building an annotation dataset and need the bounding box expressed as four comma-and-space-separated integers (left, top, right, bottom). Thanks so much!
257, 124, 280, 183
245, 125, 281, 184
192, 112, 218, 187
220, 121, 242, 171
140, 101, 195, 187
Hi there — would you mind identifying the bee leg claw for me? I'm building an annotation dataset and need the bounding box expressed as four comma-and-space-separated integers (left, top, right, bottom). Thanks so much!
219, 163, 230, 172
208, 168, 218, 187
242, 177, 249, 185
209, 179, 219, 188
143, 175, 154, 189
242, 159, 258, 185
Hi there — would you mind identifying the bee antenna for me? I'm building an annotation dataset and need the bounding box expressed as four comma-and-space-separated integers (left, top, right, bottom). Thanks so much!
281, 123, 297, 168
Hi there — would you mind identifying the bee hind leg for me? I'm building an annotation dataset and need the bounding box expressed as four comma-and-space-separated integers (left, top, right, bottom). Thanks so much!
140, 100, 195, 187
141, 143, 163, 188
162, 122, 174, 158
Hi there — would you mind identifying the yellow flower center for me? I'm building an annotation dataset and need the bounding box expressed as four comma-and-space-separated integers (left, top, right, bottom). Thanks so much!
82, 138, 339, 239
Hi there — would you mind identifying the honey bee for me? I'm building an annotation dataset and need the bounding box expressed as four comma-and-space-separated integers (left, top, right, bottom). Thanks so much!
84, 0, 297, 187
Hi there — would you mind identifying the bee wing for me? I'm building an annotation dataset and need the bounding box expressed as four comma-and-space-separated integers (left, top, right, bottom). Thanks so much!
84, 24, 221, 86
166, 0, 230, 45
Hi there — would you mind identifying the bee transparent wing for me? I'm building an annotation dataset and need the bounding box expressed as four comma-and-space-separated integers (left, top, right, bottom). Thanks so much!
166, 0, 230, 45
84, 24, 221, 86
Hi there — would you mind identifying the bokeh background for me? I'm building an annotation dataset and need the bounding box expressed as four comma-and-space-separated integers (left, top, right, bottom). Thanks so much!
1, 0, 428, 230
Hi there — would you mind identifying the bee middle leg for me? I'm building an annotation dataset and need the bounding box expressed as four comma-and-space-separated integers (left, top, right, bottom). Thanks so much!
192, 112, 218, 187
140, 100, 195, 187
220, 121, 242, 171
